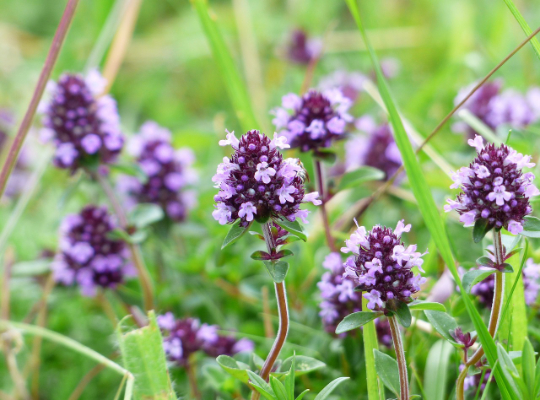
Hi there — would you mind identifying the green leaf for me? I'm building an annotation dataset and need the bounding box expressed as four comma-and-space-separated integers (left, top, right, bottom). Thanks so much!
277, 249, 294, 259
473, 218, 491, 243
497, 344, 525, 398
280, 356, 325, 376
535, 356, 540, 398
110, 162, 148, 183
424, 340, 454, 400
190, 0, 258, 132
251, 251, 270, 261
424, 310, 458, 344
520, 216, 540, 238
270, 376, 287, 400
295, 390, 310, 400
263, 260, 289, 283
476, 256, 494, 267
313, 377, 350, 400
335, 311, 379, 334
501, 263, 514, 273
337, 166, 385, 191
284, 355, 295, 400
407, 300, 446, 313
117, 311, 175, 399
373, 349, 400, 397
522, 339, 535, 398
222, 219, 249, 249
216, 355, 250, 384
247, 370, 275, 400
502, 0, 540, 60
128, 204, 164, 229
462, 269, 496, 293
394, 301, 412, 328
274, 219, 307, 242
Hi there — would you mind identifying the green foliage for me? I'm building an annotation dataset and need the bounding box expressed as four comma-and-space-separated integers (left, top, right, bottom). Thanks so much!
337, 167, 385, 192
423, 340, 454, 400
373, 349, 400, 397
335, 311, 379, 334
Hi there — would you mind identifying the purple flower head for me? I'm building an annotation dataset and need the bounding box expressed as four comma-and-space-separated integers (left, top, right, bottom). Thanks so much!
120, 121, 197, 222
346, 117, 402, 180
445, 135, 538, 234
286, 29, 322, 65
157, 313, 253, 367
319, 70, 367, 103
374, 317, 393, 348
452, 327, 476, 349
52, 205, 134, 297
39, 70, 124, 171
212, 130, 320, 227
318, 252, 362, 335
341, 220, 427, 311
272, 90, 353, 152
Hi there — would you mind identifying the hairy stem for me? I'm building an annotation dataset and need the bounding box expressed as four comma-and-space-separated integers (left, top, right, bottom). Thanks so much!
314, 160, 336, 251
389, 316, 409, 400
93, 171, 154, 312
0, 0, 79, 199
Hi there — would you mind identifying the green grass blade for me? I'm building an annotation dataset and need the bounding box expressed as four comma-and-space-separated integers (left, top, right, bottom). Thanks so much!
362, 298, 383, 400
502, 0, 540, 60
423, 340, 453, 400
191, 0, 258, 132
344, 1, 516, 397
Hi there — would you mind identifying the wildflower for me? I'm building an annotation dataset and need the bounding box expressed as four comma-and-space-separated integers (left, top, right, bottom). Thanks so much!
39, 70, 124, 171
272, 90, 353, 152
286, 29, 322, 65
345, 117, 402, 180
212, 130, 319, 227
452, 327, 476, 349
52, 206, 135, 296
319, 70, 367, 102
157, 312, 253, 367
341, 220, 427, 311
445, 135, 538, 234
119, 121, 197, 221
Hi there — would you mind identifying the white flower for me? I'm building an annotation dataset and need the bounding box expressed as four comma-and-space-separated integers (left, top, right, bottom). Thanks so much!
467, 135, 484, 152
302, 192, 322, 205
487, 185, 512, 206
212, 203, 232, 225
394, 220, 411, 236
254, 162, 276, 184
276, 184, 297, 204
219, 129, 240, 148
238, 202, 257, 222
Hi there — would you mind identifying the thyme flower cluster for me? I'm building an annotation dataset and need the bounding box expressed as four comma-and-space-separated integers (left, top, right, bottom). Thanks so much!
342, 220, 427, 311
445, 135, 539, 234
119, 121, 197, 221
39, 70, 124, 171
272, 90, 353, 152
157, 312, 253, 367
52, 205, 135, 296
212, 130, 320, 227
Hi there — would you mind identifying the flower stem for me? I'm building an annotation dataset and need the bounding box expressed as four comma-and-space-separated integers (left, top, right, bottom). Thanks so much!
388, 315, 409, 400
314, 160, 336, 252
186, 357, 202, 400
457, 230, 505, 398
93, 171, 155, 312
0, 0, 79, 199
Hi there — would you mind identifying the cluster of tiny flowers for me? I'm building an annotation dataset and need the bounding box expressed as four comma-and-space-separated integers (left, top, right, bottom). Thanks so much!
345, 116, 402, 180
453, 80, 540, 137
272, 90, 353, 152
0, 109, 30, 198
156, 312, 253, 367
445, 135, 539, 234
39, 70, 124, 170
318, 252, 362, 335
52, 206, 135, 296
286, 29, 322, 65
212, 130, 320, 227
341, 220, 427, 311
118, 121, 197, 221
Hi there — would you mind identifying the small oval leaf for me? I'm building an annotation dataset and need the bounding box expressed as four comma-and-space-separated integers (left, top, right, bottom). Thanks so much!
263, 260, 290, 283
222, 220, 249, 249
408, 300, 446, 313
473, 218, 491, 243
373, 349, 400, 397
336, 311, 379, 334
462, 269, 496, 293
274, 218, 307, 241
216, 355, 250, 384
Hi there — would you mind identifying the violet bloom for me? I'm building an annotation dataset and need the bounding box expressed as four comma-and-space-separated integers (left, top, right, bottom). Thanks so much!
272, 90, 353, 152
374, 318, 393, 348
445, 135, 539, 234
346, 117, 402, 180
52, 205, 135, 297
39, 69, 124, 171
286, 29, 322, 65
119, 121, 197, 222
341, 220, 427, 311
212, 130, 320, 227
157, 312, 253, 367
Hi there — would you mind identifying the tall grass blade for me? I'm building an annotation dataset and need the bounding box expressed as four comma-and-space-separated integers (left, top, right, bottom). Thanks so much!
502, 0, 540, 60
191, 0, 259, 132
362, 298, 383, 400
343, 1, 517, 396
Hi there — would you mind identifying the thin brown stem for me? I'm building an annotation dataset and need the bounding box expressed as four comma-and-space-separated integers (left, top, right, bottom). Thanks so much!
93, 171, 154, 312
0, 0, 79, 199
389, 316, 408, 400
314, 160, 337, 251
456, 365, 468, 400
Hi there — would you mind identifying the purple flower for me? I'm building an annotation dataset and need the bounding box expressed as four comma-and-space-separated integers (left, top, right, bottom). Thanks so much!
286, 29, 322, 65
445, 135, 538, 234
319, 70, 367, 103
157, 312, 253, 367
272, 90, 353, 152
524, 258, 540, 305
52, 205, 135, 296
119, 121, 197, 222
39, 70, 124, 171
341, 220, 427, 311
374, 318, 393, 348
346, 117, 402, 180
212, 130, 319, 227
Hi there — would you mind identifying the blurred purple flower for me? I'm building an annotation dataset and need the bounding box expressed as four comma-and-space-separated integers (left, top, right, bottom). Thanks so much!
286, 29, 322, 65
319, 70, 367, 103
